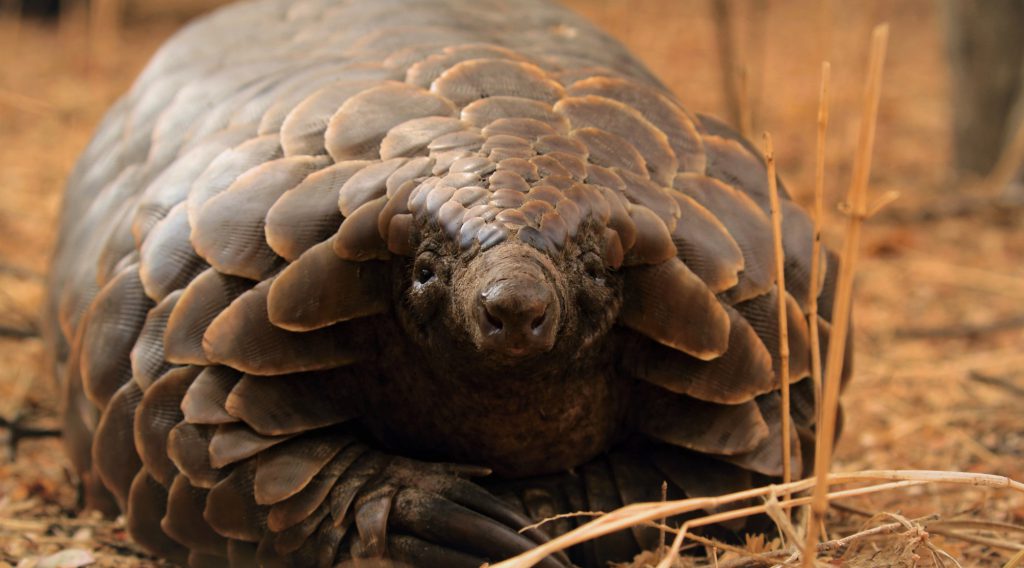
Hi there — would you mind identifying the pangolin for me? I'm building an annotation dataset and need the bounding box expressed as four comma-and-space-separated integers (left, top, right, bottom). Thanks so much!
44, 0, 850, 566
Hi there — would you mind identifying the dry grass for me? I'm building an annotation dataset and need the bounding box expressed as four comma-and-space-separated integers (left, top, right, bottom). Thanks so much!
1, 1, 1023, 567
762, 131, 793, 496
493, 471, 1024, 568
802, 22, 890, 566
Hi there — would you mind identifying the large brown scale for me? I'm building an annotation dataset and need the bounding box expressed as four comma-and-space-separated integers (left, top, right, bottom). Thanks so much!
44, 0, 851, 566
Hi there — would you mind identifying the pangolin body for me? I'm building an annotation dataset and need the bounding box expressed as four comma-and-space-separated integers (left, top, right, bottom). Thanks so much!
45, 0, 850, 566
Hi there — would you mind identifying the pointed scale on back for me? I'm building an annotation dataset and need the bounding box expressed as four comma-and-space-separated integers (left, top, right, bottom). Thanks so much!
45, 0, 851, 566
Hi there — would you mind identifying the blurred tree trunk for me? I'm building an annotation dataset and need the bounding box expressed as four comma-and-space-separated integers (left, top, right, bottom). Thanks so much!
943, 0, 1024, 178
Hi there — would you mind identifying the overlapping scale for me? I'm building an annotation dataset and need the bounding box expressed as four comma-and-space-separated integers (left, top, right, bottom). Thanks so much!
205, 460, 268, 542
192, 155, 329, 281
703, 134, 775, 212
203, 280, 366, 375
176, 367, 241, 427
567, 76, 705, 172
131, 128, 253, 245
254, 429, 351, 505
555, 95, 677, 185
92, 380, 143, 510
380, 116, 466, 159
186, 135, 283, 226
673, 173, 775, 304
279, 78, 383, 156
406, 44, 526, 87
223, 371, 359, 436
135, 366, 201, 486
668, 192, 744, 293
267, 443, 365, 533
139, 203, 209, 302
264, 159, 375, 261
167, 421, 220, 489
164, 268, 254, 366
208, 423, 294, 469
130, 291, 181, 391
703, 127, 826, 310
780, 199, 828, 312
615, 169, 679, 232
623, 205, 676, 265
631, 382, 768, 456
146, 62, 286, 172
332, 196, 392, 261
734, 287, 812, 384
625, 303, 774, 404
573, 128, 646, 175
720, 392, 803, 477
164, 475, 229, 557
126, 471, 189, 564
461, 96, 567, 131
620, 258, 730, 361
268, 241, 389, 331
326, 82, 457, 161
80, 265, 154, 408
431, 59, 564, 106
255, 61, 387, 135
337, 158, 410, 216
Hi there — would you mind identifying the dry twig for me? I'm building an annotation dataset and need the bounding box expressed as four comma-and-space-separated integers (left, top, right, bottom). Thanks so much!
802, 23, 889, 566
806, 61, 830, 429
493, 470, 1024, 568
763, 132, 793, 497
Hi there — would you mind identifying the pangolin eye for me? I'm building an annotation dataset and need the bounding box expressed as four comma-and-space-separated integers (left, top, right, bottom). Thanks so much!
416, 266, 435, 284
581, 252, 606, 284
413, 252, 440, 288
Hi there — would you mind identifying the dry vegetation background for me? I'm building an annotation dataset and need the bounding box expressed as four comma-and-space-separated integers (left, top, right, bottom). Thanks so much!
0, 0, 1022, 566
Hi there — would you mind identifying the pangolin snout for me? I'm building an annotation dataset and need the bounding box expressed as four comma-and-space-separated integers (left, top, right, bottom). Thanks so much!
476, 275, 558, 357
460, 241, 562, 358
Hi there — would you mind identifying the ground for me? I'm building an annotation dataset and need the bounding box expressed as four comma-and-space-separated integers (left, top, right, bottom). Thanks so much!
0, 1, 1021, 566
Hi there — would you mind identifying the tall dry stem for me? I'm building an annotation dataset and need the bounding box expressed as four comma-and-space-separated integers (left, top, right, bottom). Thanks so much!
763, 132, 792, 496
801, 23, 889, 567
807, 61, 830, 432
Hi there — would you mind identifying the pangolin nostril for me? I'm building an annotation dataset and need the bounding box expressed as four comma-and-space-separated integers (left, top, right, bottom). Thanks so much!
531, 312, 546, 331
484, 307, 504, 331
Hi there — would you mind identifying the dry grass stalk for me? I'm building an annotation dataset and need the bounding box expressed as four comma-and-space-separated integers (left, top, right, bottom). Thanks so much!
801, 23, 889, 567
497, 469, 1024, 568
650, 480, 923, 568
1005, 549, 1024, 568
928, 526, 1024, 553
763, 132, 793, 497
806, 61, 830, 424
715, 516, 934, 568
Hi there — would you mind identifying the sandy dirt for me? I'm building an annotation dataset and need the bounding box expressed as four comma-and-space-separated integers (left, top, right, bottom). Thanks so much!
0, 1, 1021, 566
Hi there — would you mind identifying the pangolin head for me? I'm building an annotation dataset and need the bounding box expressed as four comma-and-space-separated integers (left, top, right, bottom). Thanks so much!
396, 211, 624, 367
